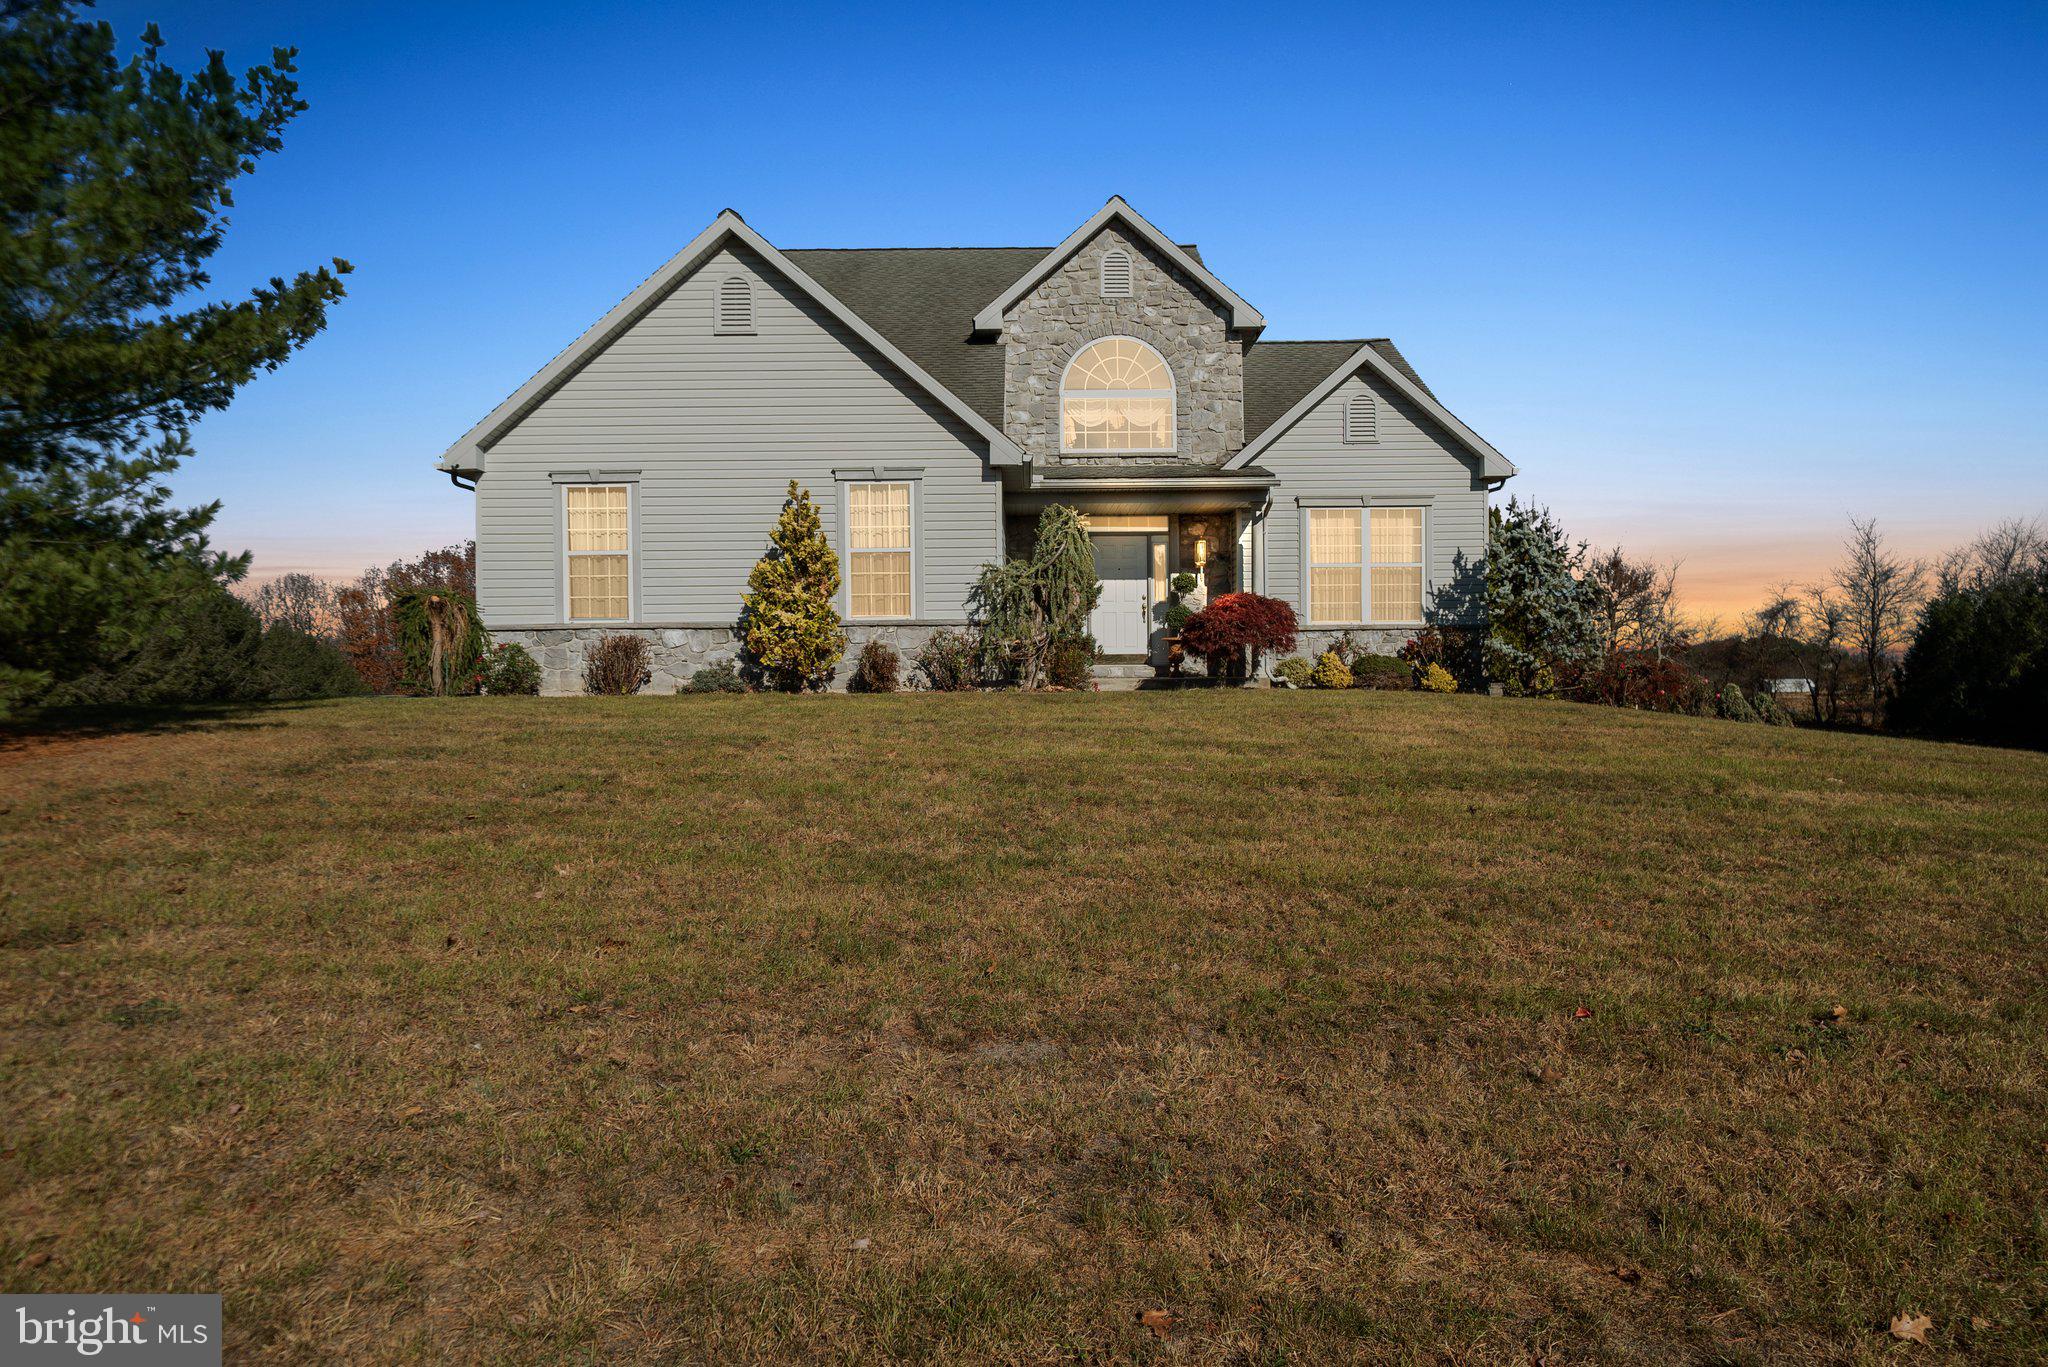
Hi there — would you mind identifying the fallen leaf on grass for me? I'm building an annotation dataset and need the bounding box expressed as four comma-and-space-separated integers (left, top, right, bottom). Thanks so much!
1138, 1308, 1175, 1339
1970, 1316, 1990, 1331
1571, 1006, 1594, 1020
848, 1237, 871, 1252
1890, 1312, 1932, 1343
396, 1105, 426, 1121
1829, 1004, 1849, 1021
22, 1251, 51, 1268
1611, 1265, 1642, 1286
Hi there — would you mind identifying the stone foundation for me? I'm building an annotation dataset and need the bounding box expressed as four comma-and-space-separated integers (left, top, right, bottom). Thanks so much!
492, 625, 951, 695
1291, 628, 1417, 662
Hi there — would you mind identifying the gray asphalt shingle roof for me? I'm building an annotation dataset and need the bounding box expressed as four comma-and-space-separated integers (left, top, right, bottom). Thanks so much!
783, 246, 1427, 447
1241, 339, 1435, 443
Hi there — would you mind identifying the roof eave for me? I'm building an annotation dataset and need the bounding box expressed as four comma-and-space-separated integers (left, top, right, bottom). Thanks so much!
435, 210, 1026, 474
1028, 467, 1280, 491
1230, 342, 1516, 481
970, 196, 1265, 334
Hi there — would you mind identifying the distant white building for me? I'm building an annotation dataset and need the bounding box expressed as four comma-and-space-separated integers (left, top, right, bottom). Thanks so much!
1765, 678, 1815, 695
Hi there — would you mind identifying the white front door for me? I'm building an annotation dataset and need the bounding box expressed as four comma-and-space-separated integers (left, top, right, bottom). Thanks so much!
1090, 534, 1152, 655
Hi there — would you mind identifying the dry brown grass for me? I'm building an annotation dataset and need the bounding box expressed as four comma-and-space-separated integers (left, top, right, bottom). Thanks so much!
3, 693, 2045, 1362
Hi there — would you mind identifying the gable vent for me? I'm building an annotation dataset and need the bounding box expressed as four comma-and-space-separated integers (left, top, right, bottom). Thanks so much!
1099, 248, 1133, 298
1344, 392, 1378, 443
715, 275, 754, 334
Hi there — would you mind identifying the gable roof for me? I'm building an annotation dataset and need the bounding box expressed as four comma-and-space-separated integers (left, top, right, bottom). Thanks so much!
785, 241, 1212, 432
1231, 339, 1515, 481
782, 247, 1037, 431
437, 211, 1027, 474
1243, 340, 1435, 443
438, 206, 1507, 483
969, 196, 1265, 334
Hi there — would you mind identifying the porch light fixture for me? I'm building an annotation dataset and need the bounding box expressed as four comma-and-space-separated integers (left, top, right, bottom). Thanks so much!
1194, 537, 1209, 568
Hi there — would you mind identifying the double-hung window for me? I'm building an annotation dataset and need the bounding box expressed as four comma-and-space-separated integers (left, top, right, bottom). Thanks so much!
1369, 507, 1424, 623
564, 484, 631, 621
1307, 506, 1425, 624
847, 482, 912, 619
1308, 508, 1364, 624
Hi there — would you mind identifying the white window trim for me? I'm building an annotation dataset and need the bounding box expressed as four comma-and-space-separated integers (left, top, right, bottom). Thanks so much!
1059, 336, 1176, 456
561, 482, 636, 625
1300, 503, 1428, 627
842, 479, 917, 622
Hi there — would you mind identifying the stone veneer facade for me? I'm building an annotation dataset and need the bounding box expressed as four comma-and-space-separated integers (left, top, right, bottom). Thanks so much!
1293, 628, 1417, 661
1000, 226, 1246, 466
494, 624, 949, 695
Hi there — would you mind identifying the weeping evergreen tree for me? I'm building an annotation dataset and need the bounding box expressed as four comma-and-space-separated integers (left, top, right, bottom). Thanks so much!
392, 588, 487, 695
739, 481, 845, 691
969, 504, 1099, 689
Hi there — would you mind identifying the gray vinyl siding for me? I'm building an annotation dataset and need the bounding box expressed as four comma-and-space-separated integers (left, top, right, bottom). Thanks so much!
473, 243, 1000, 626
1260, 370, 1490, 626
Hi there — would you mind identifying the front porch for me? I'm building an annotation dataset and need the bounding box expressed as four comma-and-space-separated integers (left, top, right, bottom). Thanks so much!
1004, 482, 1271, 684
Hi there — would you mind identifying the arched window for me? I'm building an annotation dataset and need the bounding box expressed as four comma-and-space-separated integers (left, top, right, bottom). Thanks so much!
1344, 391, 1378, 443
1099, 248, 1133, 297
715, 275, 753, 334
1061, 337, 1174, 453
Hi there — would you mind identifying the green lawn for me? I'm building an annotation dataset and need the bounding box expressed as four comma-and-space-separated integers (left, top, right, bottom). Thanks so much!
3, 693, 2045, 1361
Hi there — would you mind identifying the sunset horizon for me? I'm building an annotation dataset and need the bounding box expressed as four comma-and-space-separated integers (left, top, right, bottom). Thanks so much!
94, 0, 2039, 640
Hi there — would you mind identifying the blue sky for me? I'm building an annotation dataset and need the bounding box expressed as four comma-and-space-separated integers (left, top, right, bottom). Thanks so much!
100, 0, 2048, 618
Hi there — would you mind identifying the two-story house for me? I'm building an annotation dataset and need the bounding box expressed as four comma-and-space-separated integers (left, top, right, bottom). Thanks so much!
437, 197, 1515, 691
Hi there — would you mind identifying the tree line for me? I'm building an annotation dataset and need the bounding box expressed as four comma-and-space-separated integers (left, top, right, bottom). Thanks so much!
1488, 502, 2047, 749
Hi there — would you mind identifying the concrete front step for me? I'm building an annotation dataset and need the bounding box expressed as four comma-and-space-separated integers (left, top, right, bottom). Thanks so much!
1089, 656, 1236, 690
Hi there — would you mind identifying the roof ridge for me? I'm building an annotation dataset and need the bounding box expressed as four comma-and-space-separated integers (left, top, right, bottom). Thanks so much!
784, 242, 1203, 254
784, 244, 1053, 253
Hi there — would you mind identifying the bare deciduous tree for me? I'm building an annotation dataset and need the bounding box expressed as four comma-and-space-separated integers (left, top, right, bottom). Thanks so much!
247, 572, 338, 638
1936, 516, 2047, 595
1749, 584, 1803, 642
1796, 586, 1852, 724
1831, 518, 1926, 727
1585, 546, 1690, 658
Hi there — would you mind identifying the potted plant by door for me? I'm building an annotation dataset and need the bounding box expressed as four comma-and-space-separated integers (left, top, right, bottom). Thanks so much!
1163, 572, 1201, 675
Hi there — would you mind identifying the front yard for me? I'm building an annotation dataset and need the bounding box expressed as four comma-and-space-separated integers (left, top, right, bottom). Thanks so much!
3, 693, 2045, 1360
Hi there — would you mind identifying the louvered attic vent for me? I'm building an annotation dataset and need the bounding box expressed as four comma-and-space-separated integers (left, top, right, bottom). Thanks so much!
1345, 392, 1378, 443
715, 275, 754, 334
1099, 248, 1133, 298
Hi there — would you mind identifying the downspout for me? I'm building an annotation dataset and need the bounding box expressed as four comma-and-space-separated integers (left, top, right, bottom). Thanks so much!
447, 470, 477, 492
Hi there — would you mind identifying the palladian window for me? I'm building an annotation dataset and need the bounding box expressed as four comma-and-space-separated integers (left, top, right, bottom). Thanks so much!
1060, 337, 1175, 453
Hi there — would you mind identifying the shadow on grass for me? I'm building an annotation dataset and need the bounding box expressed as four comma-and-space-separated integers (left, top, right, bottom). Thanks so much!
0, 698, 335, 755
